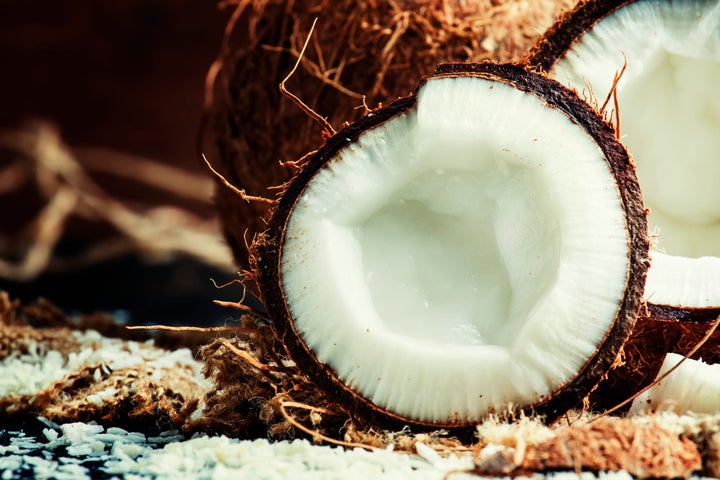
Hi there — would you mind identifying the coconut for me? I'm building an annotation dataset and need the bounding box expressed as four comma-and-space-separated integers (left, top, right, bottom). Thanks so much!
205, 0, 577, 271
525, 0, 720, 408
253, 62, 649, 430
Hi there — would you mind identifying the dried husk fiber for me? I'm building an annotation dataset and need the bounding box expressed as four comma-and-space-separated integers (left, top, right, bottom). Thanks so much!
0, 293, 206, 434
475, 416, 702, 479
206, 0, 577, 271
184, 316, 470, 447
183, 316, 336, 440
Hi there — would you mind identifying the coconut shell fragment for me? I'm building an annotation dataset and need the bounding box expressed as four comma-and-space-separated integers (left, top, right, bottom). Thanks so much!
254, 62, 649, 430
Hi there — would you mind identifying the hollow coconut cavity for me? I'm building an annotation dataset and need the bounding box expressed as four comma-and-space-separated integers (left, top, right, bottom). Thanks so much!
257, 63, 648, 428
526, 0, 720, 316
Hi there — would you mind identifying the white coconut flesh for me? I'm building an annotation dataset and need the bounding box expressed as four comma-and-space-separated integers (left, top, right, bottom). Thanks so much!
280, 75, 632, 423
547, 0, 720, 308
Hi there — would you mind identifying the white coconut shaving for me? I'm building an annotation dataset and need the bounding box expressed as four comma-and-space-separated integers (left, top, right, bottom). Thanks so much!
0, 329, 211, 399
0, 417, 677, 480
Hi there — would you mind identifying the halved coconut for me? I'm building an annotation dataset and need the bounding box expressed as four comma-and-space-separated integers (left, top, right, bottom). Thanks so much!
526, 0, 720, 406
256, 62, 648, 428
527, 0, 720, 313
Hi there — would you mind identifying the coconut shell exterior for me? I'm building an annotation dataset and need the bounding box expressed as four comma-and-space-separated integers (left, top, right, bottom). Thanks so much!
206, 0, 577, 272
256, 62, 649, 430
525, 0, 720, 409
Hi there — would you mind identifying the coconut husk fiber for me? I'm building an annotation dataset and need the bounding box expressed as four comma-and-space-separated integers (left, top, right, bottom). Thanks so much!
474, 416, 702, 479
205, 0, 578, 272
0, 292, 211, 434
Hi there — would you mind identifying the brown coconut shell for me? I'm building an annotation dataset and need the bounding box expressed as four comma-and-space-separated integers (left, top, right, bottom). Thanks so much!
205, 0, 577, 273
255, 62, 649, 431
525, 0, 720, 410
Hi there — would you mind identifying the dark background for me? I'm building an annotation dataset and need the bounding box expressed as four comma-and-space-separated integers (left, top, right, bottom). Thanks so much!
0, 1, 240, 325
0, 1, 225, 166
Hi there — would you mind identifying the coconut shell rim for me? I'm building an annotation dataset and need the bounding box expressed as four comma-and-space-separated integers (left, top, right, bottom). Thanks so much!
523, 0, 636, 72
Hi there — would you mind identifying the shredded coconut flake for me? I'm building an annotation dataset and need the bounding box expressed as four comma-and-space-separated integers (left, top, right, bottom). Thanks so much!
1, 417, 712, 479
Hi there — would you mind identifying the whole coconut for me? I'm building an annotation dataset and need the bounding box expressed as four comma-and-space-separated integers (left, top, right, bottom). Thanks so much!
204, 0, 575, 273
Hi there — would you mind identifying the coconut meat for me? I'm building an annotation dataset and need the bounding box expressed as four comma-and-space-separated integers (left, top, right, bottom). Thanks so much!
548, 0, 720, 306
280, 76, 631, 423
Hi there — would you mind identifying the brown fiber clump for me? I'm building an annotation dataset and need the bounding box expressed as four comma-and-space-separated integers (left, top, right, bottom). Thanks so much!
184, 315, 379, 442
183, 315, 327, 440
184, 315, 469, 449
475, 417, 702, 479
0, 293, 206, 435
205, 0, 577, 271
